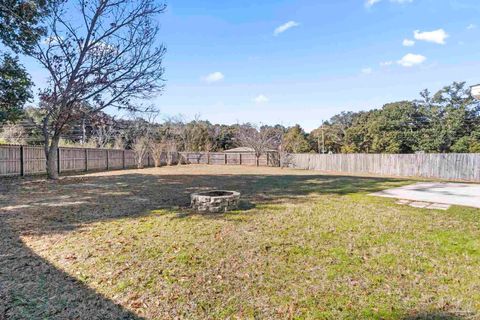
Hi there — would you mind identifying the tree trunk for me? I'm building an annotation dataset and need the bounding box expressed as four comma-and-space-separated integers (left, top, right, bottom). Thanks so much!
153, 157, 160, 167
256, 154, 260, 167
136, 151, 145, 169
137, 157, 144, 169
46, 136, 60, 180
81, 117, 86, 145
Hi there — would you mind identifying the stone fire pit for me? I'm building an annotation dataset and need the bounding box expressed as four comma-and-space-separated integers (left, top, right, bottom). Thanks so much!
191, 190, 241, 213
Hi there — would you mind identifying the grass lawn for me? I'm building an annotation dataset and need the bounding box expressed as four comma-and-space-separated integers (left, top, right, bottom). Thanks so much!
1, 165, 479, 319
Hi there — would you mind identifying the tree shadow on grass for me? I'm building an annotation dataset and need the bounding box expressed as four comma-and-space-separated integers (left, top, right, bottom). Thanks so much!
0, 169, 409, 318
0, 222, 143, 319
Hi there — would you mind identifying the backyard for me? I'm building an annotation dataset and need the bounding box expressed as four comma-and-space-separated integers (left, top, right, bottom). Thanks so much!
1, 165, 479, 319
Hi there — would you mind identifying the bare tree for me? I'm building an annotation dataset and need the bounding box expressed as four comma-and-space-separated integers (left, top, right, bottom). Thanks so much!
206, 124, 221, 152
150, 140, 165, 167
235, 124, 282, 166
92, 121, 116, 148
129, 109, 159, 168
0, 123, 27, 144
112, 135, 125, 149
132, 136, 150, 169
165, 139, 177, 165
162, 115, 187, 151
29, 0, 166, 179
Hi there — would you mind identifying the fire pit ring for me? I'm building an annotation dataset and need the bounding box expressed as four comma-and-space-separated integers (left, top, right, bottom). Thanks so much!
191, 190, 241, 213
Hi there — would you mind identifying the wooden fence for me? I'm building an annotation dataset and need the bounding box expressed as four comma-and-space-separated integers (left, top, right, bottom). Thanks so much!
0, 145, 159, 177
179, 152, 280, 167
287, 153, 480, 182
0, 146, 276, 177
2, 144, 479, 182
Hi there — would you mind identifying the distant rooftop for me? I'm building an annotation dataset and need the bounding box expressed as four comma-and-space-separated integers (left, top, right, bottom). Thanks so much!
224, 147, 276, 153
224, 147, 254, 153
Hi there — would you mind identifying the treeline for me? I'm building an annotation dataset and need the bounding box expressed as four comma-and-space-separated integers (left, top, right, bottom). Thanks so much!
311, 82, 480, 154
0, 111, 240, 151
1, 81, 479, 153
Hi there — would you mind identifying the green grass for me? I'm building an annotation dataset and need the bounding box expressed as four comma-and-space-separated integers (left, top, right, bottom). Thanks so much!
1, 165, 479, 319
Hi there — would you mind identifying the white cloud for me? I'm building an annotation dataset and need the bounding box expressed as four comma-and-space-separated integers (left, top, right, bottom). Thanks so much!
365, 0, 381, 7
203, 72, 224, 83
397, 53, 426, 67
467, 24, 477, 30
253, 94, 269, 103
273, 21, 300, 36
365, 0, 412, 7
380, 61, 393, 67
361, 67, 373, 74
402, 38, 415, 47
91, 42, 117, 56
414, 29, 449, 45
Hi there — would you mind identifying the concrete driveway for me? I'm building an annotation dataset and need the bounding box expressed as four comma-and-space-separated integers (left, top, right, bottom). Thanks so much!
371, 182, 480, 209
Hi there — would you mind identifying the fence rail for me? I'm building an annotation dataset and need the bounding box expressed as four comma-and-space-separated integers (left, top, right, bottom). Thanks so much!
288, 153, 480, 182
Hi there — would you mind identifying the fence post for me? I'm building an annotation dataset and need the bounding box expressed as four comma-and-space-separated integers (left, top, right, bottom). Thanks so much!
239, 153, 242, 165
224, 153, 227, 165
85, 148, 88, 172
57, 147, 61, 174
122, 150, 126, 169
20, 145, 25, 176
106, 149, 109, 170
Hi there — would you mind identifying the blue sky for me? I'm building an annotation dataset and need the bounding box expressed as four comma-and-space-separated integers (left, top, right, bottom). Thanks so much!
22, 0, 480, 131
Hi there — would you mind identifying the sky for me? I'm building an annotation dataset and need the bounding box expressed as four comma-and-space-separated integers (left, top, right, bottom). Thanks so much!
20, 0, 480, 131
